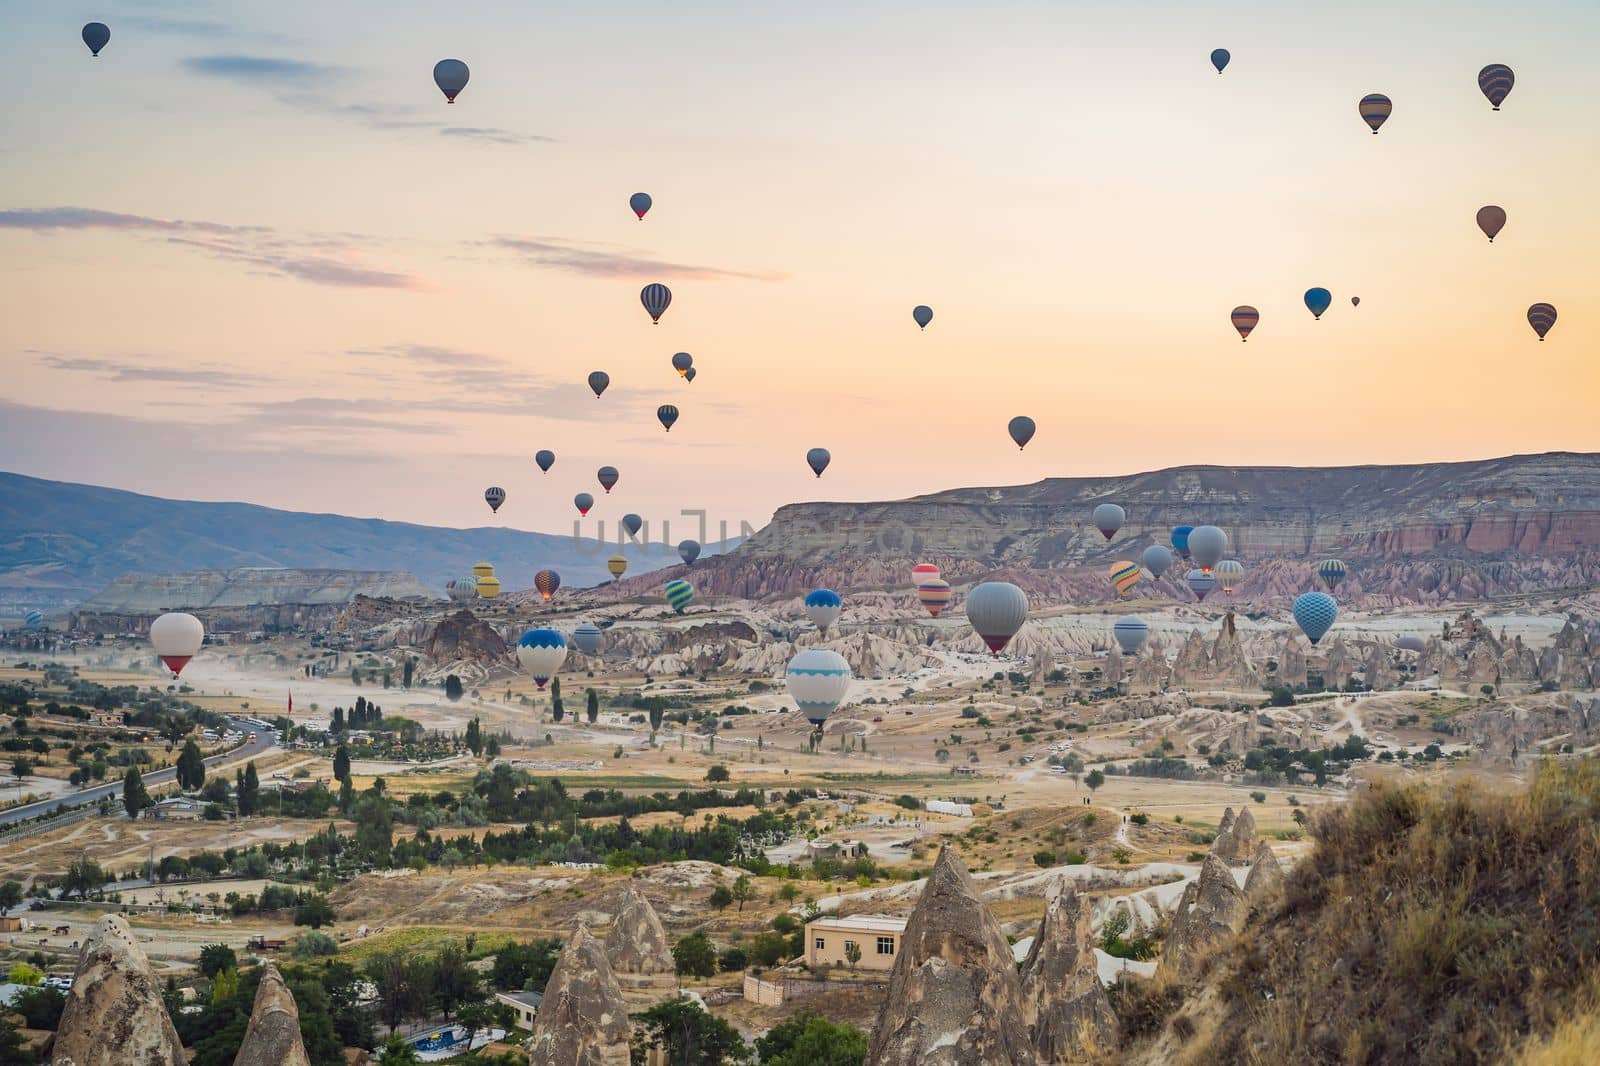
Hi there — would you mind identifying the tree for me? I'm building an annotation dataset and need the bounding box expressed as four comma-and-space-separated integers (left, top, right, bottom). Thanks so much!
756, 1011, 868, 1066
490, 938, 562, 993
332, 744, 352, 783
237, 761, 260, 816
331, 705, 345, 733
444, 675, 464, 702
1084, 769, 1105, 794
176, 739, 206, 791
366, 951, 433, 1033
649, 704, 665, 742
198, 943, 237, 979
843, 940, 862, 972
428, 945, 480, 1021
375, 1035, 421, 1065
59, 858, 105, 900
708, 886, 733, 911
550, 677, 561, 703
295, 895, 336, 929
464, 718, 483, 757
551, 698, 565, 723
0, 1014, 37, 1066
6, 963, 42, 986
293, 931, 339, 959
630, 996, 750, 1065
484, 735, 501, 759
586, 689, 599, 724
402, 657, 415, 689
704, 764, 731, 783
673, 932, 718, 980
11, 757, 32, 784
0, 881, 21, 916
122, 766, 151, 819
12, 984, 66, 1032
731, 874, 756, 912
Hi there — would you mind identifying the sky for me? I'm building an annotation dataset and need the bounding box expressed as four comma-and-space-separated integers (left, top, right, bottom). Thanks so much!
2, 0, 1597, 541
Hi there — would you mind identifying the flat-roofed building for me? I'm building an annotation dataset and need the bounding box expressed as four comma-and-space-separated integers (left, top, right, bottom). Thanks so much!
804, 914, 905, 972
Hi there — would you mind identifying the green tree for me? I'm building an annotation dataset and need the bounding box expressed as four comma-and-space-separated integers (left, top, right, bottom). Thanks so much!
338, 776, 355, 814
176, 738, 206, 791
464, 718, 483, 757
0, 1014, 37, 1066
444, 675, 464, 702
12, 984, 66, 1031
11, 757, 33, 784
755, 1011, 867, 1066
122, 765, 151, 819
332, 744, 352, 783
708, 885, 733, 910
0, 881, 22, 916
1084, 769, 1105, 794
484, 735, 500, 758
59, 858, 105, 900
843, 940, 861, 972
673, 932, 718, 980
294, 895, 336, 929
293, 931, 339, 959
375, 1035, 421, 1065
649, 704, 665, 742
234, 761, 261, 816
198, 943, 237, 979
6, 963, 43, 986
705, 764, 730, 783
428, 945, 480, 1021
489, 938, 562, 993
402, 657, 415, 689
551, 698, 565, 723
731, 874, 756, 912
630, 996, 750, 1065
211, 967, 240, 1006
586, 689, 599, 724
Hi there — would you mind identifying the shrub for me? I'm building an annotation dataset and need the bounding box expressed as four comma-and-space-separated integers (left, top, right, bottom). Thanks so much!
1250, 791, 1267, 804
292, 931, 338, 959
1033, 850, 1056, 868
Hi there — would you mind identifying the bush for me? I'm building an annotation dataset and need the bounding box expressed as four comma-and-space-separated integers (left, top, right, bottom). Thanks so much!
1130, 812, 1149, 826
894, 795, 920, 811
1033, 850, 1056, 868
292, 931, 338, 959
705, 765, 730, 783
717, 946, 747, 972
673, 932, 717, 979
1250, 791, 1267, 804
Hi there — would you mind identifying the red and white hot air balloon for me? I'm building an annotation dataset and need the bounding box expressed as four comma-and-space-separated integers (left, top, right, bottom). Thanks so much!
150, 613, 204, 677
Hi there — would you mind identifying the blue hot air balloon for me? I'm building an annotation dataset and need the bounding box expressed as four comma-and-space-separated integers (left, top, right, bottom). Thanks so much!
664, 579, 695, 614
516, 629, 567, 689
671, 352, 693, 377
433, 59, 470, 103
574, 492, 594, 516
630, 192, 653, 219
804, 588, 843, 632
1304, 288, 1332, 320
597, 466, 619, 493
588, 371, 610, 398
24, 610, 44, 631
641, 283, 672, 323
621, 513, 643, 538
1171, 526, 1193, 560
82, 22, 111, 56
806, 448, 831, 477
1210, 48, 1230, 74
535, 450, 555, 473
1008, 416, 1036, 450
913, 305, 933, 330
657, 405, 679, 432
1293, 592, 1338, 645
1478, 64, 1514, 111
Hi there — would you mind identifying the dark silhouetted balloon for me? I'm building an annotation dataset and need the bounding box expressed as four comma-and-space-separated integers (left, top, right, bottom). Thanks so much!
1528, 303, 1557, 341
534, 569, 561, 601
621, 513, 643, 537
1304, 288, 1332, 319
434, 59, 469, 103
1210, 48, 1230, 74
574, 492, 594, 516
1359, 93, 1392, 133
535, 450, 555, 473
1478, 64, 1514, 110
678, 539, 701, 565
484, 486, 505, 513
630, 192, 653, 219
597, 466, 619, 493
657, 404, 679, 431
1476, 205, 1506, 242
806, 448, 831, 477
82, 22, 111, 56
1008, 416, 1036, 450
685, 367, 697, 383
1093, 503, 1125, 540
1231, 305, 1259, 341
1141, 544, 1173, 580
671, 352, 693, 377
913, 305, 933, 330
588, 371, 610, 398
641, 283, 672, 323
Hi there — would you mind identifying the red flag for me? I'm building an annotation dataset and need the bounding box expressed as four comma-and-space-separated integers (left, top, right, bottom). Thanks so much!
287, 690, 293, 714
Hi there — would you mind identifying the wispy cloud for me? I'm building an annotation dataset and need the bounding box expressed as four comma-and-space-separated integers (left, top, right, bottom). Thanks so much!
35, 354, 266, 390
0, 206, 432, 292
489, 236, 787, 282
181, 54, 344, 85
441, 126, 556, 146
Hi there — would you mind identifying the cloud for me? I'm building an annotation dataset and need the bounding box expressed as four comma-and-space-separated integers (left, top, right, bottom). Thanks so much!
489, 236, 787, 282
121, 15, 295, 44
35, 354, 266, 390
440, 127, 557, 146
0, 206, 432, 292
181, 54, 343, 85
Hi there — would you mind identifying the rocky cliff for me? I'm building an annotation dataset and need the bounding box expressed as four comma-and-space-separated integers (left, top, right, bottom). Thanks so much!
526, 925, 632, 1065
1021, 882, 1119, 1061
602, 881, 675, 976
50, 915, 187, 1066
233, 963, 311, 1066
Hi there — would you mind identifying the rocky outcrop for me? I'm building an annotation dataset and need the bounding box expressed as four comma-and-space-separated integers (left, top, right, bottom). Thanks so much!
424, 609, 509, 664
867, 845, 1039, 1066
1213, 807, 1257, 863
234, 963, 310, 1066
51, 915, 186, 1066
1021, 883, 1119, 1061
527, 926, 631, 1066
1160, 853, 1247, 978
1242, 841, 1284, 907
603, 882, 674, 975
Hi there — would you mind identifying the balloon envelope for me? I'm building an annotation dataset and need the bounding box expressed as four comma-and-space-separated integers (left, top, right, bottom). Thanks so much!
1186, 569, 1216, 602
1008, 416, 1036, 450
597, 466, 619, 493
806, 448, 831, 477
1188, 525, 1227, 570
965, 581, 1029, 654
804, 588, 843, 632
1476, 205, 1506, 242
535, 569, 561, 601
678, 539, 701, 565
917, 580, 952, 618
622, 513, 643, 537
1170, 526, 1193, 559
685, 367, 697, 383
472, 562, 495, 579
1113, 617, 1149, 655
573, 622, 604, 656
657, 405, 679, 431
1315, 559, 1347, 591
535, 450, 555, 473
574, 493, 594, 516
664, 579, 695, 614
1351, 296, 1361, 307
150, 612, 204, 675
671, 352, 693, 376
1210, 48, 1230, 73
1304, 287, 1332, 319
433, 59, 469, 102
607, 555, 628, 579
82, 22, 110, 55
1230, 305, 1259, 341
786, 649, 852, 726
1359, 93, 1392, 133
911, 563, 941, 587
1215, 559, 1245, 593
641, 283, 672, 323
446, 577, 478, 602
588, 371, 610, 398
1109, 561, 1141, 598
516, 629, 567, 688
1395, 634, 1427, 653
630, 192, 653, 219
24, 610, 44, 631
1293, 592, 1338, 645
1141, 545, 1173, 580
912, 305, 933, 330
1528, 303, 1557, 341
1093, 503, 1125, 540
484, 487, 505, 513
476, 575, 501, 599
1478, 64, 1514, 110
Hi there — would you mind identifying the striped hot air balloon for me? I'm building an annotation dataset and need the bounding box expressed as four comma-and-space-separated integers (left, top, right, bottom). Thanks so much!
1293, 592, 1338, 645
598, 466, 619, 493
965, 581, 1029, 655
472, 562, 495, 579
786, 649, 852, 727
664, 579, 695, 614
1109, 561, 1141, 598
23, 610, 44, 631
1316, 558, 1347, 591
516, 629, 567, 688
657, 405, 679, 432
1186, 569, 1216, 602
641, 283, 672, 323
484, 486, 506, 513
911, 563, 941, 587
1359, 93, 1392, 133
573, 622, 604, 656
1230, 305, 1259, 341
535, 569, 561, 601
1477, 64, 1514, 110
805, 588, 843, 632
1113, 617, 1149, 654
446, 577, 478, 603
1528, 303, 1557, 341
917, 580, 952, 618
607, 555, 628, 580
1215, 559, 1245, 594
476, 575, 501, 599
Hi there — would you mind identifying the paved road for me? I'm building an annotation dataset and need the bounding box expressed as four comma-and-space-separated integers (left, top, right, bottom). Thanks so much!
0, 719, 277, 828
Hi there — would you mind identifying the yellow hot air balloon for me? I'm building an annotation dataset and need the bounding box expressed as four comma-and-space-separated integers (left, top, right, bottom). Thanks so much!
472, 561, 495, 580
476, 575, 501, 599
1109, 560, 1141, 598
607, 555, 628, 580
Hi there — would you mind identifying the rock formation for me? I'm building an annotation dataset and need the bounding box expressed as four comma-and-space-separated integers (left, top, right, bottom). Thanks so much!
867, 845, 1040, 1066
234, 963, 310, 1066
424, 609, 509, 664
1242, 841, 1284, 907
1276, 639, 1308, 689
1213, 805, 1257, 862
51, 915, 187, 1066
603, 881, 675, 975
527, 926, 631, 1066
1021, 883, 1119, 1061
1160, 853, 1247, 978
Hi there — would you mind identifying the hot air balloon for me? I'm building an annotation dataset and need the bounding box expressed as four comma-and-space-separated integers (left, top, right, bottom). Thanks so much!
657, 405, 679, 432
678, 540, 701, 565
1142, 545, 1173, 581
621, 513, 643, 538
573, 622, 604, 656
1186, 569, 1216, 602
588, 371, 610, 398
1109, 561, 1141, 598
1292, 592, 1338, 645
685, 367, 697, 383
965, 581, 1029, 655
664, 579, 695, 614
472, 562, 495, 580
1315, 558, 1347, 591
630, 192, 653, 219
607, 555, 628, 580
535, 450, 555, 473
23, 610, 44, 631
1476, 205, 1506, 242
641, 283, 672, 323
1188, 525, 1227, 571
1215, 559, 1245, 594
446, 577, 478, 602
1359, 93, 1392, 133
433, 59, 470, 103
786, 649, 852, 727
806, 448, 831, 478
597, 466, 619, 493
912, 563, 941, 587
1528, 303, 1557, 341
1230, 305, 1259, 341
805, 589, 843, 632
917, 580, 953, 618
476, 575, 501, 599
912, 305, 933, 330
516, 629, 567, 688
1478, 64, 1514, 110
1351, 296, 1361, 307
1210, 48, 1230, 73
671, 352, 693, 377
1170, 526, 1193, 560
82, 22, 111, 56
1304, 288, 1332, 320
1008, 416, 1036, 450
1113, 617, 1149, 654
535, 569, 561, 601
574, 493, 595, 516
484, 487, 506, 513
1394, 634, 1427, 653
1093, 504, 1125, 540
150, 612, 204, 677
